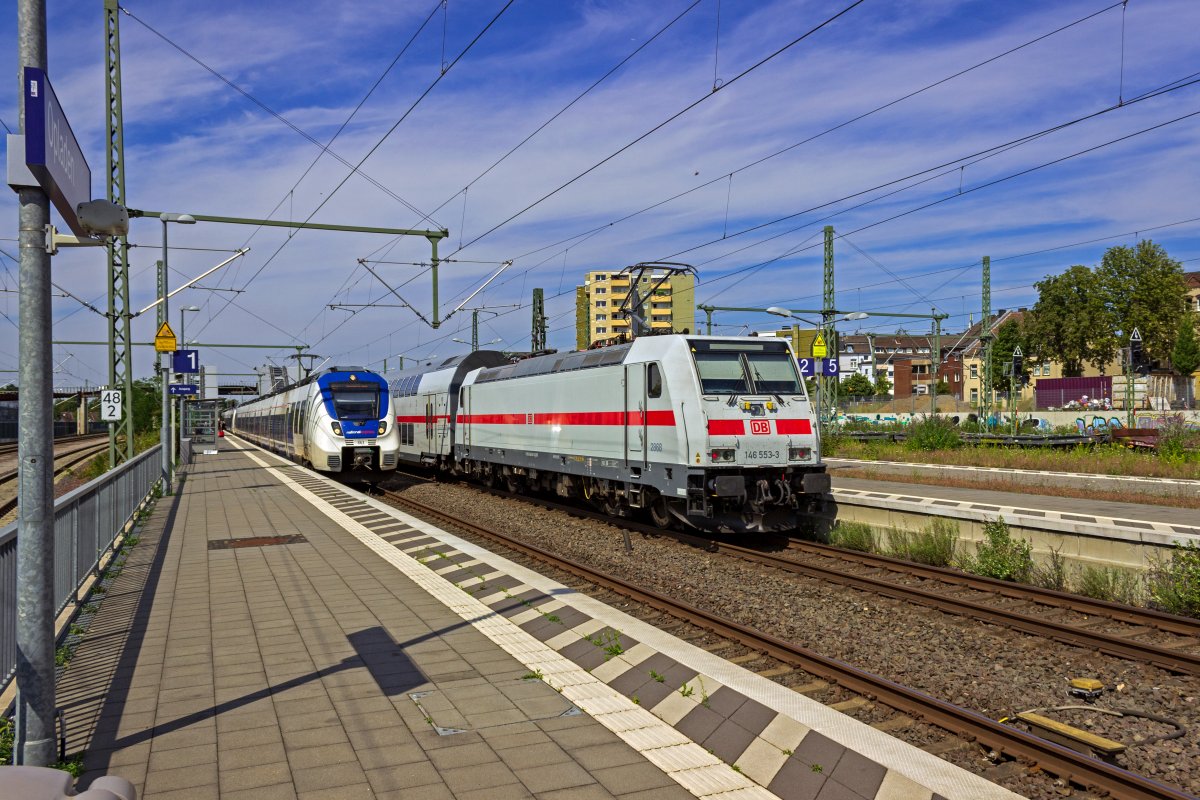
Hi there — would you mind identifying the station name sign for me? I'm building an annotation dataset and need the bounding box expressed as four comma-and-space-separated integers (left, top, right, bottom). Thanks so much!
23, 66, 92, 236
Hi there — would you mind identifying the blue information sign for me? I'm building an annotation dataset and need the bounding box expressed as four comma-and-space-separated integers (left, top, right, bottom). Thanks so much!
23, 67, 91, 237
169, 384, 198, 396
173, 349, 200, 374
798, 357, 839, 377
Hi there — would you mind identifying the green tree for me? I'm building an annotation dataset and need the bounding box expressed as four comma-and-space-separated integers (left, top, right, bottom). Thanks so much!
1172, 314, 1200, 409
1025, 265, 1109, 376
873, 373, 892, 396
1097, 240, 1186, 366
130, 378, 161, 437
840, 373, 874, 396
935, 379, 953, 395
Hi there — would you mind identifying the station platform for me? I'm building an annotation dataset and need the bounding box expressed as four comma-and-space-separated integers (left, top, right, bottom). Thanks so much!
59, 439, 1021, 800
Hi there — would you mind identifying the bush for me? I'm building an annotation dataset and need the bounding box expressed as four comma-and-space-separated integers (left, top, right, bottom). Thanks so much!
960, 517, 1032, 582
1076, 565, 1143, 605
905, 416, 961, 451
1148, 540, 1200, 618
1156, 415, 1200, 465
886, 518, 958, 567
830, 521, 875, 552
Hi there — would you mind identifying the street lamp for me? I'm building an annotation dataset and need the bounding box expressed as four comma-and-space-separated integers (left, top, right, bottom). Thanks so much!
160, 213, 196, 494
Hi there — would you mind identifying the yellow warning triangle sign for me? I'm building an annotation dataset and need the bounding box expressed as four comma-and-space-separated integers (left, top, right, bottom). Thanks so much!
154, 321, 178, 353
812, 331, 828, 358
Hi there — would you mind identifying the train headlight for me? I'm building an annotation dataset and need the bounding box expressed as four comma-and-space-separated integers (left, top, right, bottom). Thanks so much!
378, 420, 388, 434
710, 448, 736, 463
331, 421, 343, 436
788, 447, 812, 461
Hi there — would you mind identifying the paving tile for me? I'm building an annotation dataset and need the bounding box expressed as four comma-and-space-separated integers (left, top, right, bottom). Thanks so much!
769, 755, 830, 800
514, 760, 596, 794
364, 762, 443, 792
703, 719, 758, 766
567, 742, 647, 771
675, 702, 724, 744
286, 740, 359, 768
142, 761, 219, 794
533, 785, 617, 800
829, 749, 888, 799
427, 741, 501, 770
221, 785, 297, 800
145, 741, 217, 772
441, 761, 522, 794
589, 762, 676, 795
292, 761, 369, 793
297, 783, 374, 800
353, 742, 428, 770
219, 739, 287, 771
792, 730, 847, 775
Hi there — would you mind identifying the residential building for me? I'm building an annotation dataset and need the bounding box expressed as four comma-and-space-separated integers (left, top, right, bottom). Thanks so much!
575, 269, 695, 348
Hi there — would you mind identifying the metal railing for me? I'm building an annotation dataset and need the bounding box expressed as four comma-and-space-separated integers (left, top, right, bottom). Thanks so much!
0, 445, 161, 691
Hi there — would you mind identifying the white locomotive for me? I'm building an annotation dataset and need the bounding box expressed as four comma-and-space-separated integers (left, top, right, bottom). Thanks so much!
226, 367, 400, 474
391, 336, 829, 533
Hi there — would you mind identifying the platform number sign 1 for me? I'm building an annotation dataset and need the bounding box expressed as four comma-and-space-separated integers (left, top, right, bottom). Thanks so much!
100, 388, 123, 422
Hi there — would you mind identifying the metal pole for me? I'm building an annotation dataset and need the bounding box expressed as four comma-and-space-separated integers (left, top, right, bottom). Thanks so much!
931, 310, 941, 417
159, 225, 170, 493
15, 0, 56, 767
429, 235, 440, 328
1125, 347, 1134, 428
472, 310, 479, 351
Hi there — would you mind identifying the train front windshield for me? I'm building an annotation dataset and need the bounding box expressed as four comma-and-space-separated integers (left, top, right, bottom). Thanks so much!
689, 340, 806, 396
329, 383, 380, 420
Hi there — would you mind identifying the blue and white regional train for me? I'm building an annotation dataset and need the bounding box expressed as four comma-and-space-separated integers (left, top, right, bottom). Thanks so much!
390, 335, 830, 533
225, 367, 399, 475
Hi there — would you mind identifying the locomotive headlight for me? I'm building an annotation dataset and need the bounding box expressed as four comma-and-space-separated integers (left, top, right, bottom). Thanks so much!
331, 421, 343, 436
710, 448, 736, 463
378, 420, 387, 434
788, 446, 812, 461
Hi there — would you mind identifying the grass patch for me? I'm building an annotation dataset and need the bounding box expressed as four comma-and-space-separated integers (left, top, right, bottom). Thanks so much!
829, 521, 874, 552
1076, 565, 1143, 605
1030, 545, 1069, 592
886, 518, 957, 567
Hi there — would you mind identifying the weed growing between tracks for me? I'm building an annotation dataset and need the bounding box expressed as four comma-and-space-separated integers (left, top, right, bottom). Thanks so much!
1149, 540, 1200, 617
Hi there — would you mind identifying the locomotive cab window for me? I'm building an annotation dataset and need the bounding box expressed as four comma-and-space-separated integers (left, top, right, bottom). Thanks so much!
744, 351, 804, 394
687, 339, 804, 396
329, 382, 379, 421
647, 363, 663, 398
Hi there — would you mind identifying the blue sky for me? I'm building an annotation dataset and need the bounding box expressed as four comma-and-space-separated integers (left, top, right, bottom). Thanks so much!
2, 0, 1198, 388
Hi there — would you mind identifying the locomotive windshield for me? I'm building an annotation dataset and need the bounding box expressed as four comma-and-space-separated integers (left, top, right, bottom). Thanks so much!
689, 340, 805, 395
328, 383, 380, 420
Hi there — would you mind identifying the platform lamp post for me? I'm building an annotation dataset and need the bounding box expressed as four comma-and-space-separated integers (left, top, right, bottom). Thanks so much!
177, 305, 199, 464
160, 213, 196, 494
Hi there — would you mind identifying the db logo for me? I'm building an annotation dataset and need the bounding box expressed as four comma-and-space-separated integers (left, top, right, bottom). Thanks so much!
750, 420, 771, 435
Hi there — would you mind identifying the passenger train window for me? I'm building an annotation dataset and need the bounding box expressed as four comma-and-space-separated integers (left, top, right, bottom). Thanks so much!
647, 363, 662, 398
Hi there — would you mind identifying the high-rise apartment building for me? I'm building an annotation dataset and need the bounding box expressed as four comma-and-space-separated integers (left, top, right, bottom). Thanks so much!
575, 269, 695, 349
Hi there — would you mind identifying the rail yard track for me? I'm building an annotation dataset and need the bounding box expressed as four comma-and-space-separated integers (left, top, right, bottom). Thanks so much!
373, 481, 1198, 800
0, 436, 109, 518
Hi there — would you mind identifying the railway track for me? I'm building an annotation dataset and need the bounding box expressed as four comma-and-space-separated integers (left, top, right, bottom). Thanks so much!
0, 439, 109, 518
393, 473, 1200, 677
0, 433, 106, 459
374, 485, 1196, 800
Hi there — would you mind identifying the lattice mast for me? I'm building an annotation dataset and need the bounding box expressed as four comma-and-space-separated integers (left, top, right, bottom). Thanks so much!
105, 0, 135, 464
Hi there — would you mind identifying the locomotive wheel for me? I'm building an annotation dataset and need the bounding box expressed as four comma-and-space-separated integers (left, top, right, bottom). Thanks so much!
649, 496, 674, 529
505, 474, 523, 493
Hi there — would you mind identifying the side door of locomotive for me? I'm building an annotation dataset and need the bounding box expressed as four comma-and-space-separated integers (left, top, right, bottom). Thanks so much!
624, 362, 647, 466
423, 394, 435, 454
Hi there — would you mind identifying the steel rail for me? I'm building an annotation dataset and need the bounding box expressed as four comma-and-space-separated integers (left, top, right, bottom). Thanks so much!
378, 489, 1195, 800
